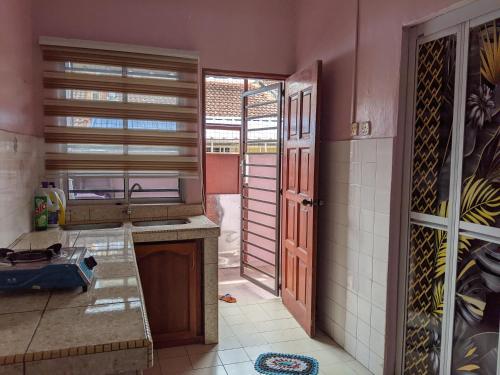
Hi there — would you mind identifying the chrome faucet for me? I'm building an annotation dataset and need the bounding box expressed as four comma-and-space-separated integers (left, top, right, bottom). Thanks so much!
129, 183, 143, 199
124, 183, 143, 216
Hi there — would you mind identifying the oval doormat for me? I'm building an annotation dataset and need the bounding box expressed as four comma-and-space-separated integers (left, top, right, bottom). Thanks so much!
254, 352, 319, 375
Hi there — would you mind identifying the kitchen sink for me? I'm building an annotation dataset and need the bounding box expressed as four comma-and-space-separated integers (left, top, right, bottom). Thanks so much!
61, 222, 123, 231
132, 219, 190, 227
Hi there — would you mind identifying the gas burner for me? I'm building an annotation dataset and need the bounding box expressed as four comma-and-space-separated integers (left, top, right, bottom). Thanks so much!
0, 244, 96, 291
0, 243, 62, 265
7, 250, 55, 264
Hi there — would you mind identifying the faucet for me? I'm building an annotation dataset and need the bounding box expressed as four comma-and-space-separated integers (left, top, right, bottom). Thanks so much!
129, 183, 143, 199
125, 183, 143, 215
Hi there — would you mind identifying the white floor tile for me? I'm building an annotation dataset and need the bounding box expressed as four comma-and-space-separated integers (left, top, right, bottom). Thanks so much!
229, 322, 257, 336
224, 361, 259, 375
189, 351, 222, 369
178, 366, 228, 375
235, 332, 268, 347
217, 348, 250, 365
242, 344, 273, 360
320, 361, 358, 375
216, 268, 372, 375
254, 318, 299, 332
186, 344, 218, 355
216, 336, 242, 350
158, 356, 192, 374
157, 346, 188, 360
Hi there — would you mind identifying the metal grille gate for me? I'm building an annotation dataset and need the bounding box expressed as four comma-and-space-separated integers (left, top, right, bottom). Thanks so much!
240, 83, 283, 295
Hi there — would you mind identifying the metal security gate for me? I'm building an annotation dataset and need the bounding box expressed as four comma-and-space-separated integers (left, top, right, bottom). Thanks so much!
240, 83, 283, 295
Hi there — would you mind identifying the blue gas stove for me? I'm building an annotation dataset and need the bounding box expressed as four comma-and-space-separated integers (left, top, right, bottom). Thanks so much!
0, 243, 97, 292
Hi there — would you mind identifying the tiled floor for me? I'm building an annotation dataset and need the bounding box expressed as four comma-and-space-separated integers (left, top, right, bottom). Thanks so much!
144, 268, 371, 375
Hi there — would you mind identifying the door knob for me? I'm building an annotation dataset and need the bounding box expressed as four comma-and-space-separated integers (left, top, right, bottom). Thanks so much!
301, 198, 325, 207
302, 198, 313, 206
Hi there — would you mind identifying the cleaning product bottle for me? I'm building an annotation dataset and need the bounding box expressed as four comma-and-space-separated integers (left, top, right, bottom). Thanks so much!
34, 183, 50, 231
49, 183, 66, 225
37, 181, 59, 228
47, 192, 59, 228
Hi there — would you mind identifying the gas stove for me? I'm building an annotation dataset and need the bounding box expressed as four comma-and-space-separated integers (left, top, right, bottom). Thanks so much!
0, 243, 97, 292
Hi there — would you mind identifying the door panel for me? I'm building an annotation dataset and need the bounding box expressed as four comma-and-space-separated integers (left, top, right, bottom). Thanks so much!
450, 17, 500, 374
289, 95, 299, 137
134, 241, 203, 348
299, 148, 311, 195
281, 61, 321, 336
240, 83, 283, 295
286, 200, 297, 243
402, 13, 500, 374
301, 91, 312, 136
403, 31, 458, 375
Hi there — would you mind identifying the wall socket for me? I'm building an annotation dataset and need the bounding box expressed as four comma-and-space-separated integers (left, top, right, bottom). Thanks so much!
351, 121, 371, 137
359, 121, 371, 136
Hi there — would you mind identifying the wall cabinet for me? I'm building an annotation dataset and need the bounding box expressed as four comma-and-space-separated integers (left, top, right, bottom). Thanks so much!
134, 240, 203, 348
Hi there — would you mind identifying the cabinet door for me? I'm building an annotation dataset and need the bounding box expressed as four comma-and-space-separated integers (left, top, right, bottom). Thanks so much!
135, 241, 202, 347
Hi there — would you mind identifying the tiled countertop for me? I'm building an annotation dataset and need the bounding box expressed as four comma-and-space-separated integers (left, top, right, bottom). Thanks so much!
0, 215, 219, 375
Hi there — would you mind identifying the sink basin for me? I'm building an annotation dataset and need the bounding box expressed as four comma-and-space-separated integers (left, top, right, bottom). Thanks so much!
61, 222, 123, 231
132, 219, 190, 227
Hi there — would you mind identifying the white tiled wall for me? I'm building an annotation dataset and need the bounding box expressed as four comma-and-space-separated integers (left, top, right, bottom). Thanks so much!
0, 130, 44, 247
317, 138, 393, 375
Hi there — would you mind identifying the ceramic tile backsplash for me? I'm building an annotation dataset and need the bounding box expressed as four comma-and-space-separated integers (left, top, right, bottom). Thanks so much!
66, 203, 204, 224
317, 138, 392, 375
0, 130, 44, 247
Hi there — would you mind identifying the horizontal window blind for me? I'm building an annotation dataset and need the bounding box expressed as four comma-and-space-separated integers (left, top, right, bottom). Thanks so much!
40, 38, 200, 177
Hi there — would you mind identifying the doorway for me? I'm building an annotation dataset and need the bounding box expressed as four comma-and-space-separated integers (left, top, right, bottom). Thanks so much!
202, 71, 285, 293
203, 63, 322, 338
398, 3, 500, 374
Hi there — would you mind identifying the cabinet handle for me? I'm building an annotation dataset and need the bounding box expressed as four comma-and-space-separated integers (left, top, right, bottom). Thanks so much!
192, 255, 195, 270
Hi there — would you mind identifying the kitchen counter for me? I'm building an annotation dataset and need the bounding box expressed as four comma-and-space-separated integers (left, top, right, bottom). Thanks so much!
0, 216, 219, 375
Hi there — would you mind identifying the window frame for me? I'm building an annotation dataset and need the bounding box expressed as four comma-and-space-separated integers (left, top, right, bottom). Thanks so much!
62, 172, 184, 205
58, 61, 185, 205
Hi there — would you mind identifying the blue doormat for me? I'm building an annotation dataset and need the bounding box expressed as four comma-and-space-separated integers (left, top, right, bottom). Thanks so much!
254, 352, 319, 375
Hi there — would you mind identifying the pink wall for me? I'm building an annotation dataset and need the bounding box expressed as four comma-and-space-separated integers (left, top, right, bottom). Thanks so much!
206, 154, 240, 195
294, 0, 357, 142
0, 0, 38, 136
31, 0, 295, 75
31, 0, 297, 204
295, 0, 466, 141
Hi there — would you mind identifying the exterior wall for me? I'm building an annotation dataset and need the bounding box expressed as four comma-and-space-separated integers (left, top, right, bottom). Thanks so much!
0, 0, 44, 247
205, 154, 240, 195
317, 138, 392, 375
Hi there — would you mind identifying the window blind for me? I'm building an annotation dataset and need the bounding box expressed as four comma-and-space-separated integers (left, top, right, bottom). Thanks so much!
40, 38, 200, 177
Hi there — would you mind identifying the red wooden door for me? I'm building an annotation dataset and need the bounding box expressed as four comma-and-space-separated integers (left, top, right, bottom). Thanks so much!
281, 61, 321, 337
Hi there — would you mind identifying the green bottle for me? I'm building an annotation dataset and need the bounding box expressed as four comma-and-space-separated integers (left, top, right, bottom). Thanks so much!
34, 195, 48, 231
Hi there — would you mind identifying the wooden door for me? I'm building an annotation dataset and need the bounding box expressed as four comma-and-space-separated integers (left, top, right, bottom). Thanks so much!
134, 240, 203, 348
281, 61, 321, 337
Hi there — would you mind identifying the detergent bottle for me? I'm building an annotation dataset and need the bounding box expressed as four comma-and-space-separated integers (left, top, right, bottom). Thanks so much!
34, 183, 51, 231
49, 183, 66, 225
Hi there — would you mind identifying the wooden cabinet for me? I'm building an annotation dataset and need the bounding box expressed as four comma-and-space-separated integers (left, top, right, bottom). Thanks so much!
134, 240, 203, 348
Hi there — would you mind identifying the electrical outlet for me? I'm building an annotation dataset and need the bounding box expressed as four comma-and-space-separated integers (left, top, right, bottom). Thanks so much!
351, 122, 359, 137
359, 121, 371, 136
